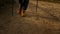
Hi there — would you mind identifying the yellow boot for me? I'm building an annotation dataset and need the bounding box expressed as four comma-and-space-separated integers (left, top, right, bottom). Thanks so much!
21, 10, 26, 17
18, 7, 26, 17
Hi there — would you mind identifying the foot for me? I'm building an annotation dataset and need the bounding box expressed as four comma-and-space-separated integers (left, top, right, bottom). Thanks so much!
17, 9, 21, 15
21, 12, 26, 17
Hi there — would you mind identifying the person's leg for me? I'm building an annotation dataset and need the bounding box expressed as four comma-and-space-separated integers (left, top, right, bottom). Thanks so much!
19, 4, 25, 16
19, 5, 22, 15
22, 0, 29, 16
18, 0, 23, 16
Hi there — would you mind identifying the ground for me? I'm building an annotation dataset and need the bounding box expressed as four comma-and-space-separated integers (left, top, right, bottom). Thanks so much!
0, 1, 60, 34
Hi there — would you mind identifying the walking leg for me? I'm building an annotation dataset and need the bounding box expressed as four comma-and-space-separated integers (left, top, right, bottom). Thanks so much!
19, 6, 22, 15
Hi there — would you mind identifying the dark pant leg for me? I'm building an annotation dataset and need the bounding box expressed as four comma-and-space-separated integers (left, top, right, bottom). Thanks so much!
19, 0, 29, 10
19, 0, 23, 4
22, 0, 29, 10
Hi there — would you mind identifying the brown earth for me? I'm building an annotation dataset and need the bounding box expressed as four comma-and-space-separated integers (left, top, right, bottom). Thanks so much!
0, 1, 60, 34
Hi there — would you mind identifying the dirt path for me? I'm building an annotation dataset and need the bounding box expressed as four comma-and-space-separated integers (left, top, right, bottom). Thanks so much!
7, 1, 60, 34
0, 1, 60, 34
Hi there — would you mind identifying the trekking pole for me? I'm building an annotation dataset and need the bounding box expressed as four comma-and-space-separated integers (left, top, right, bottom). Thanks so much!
12, 0, 14, 16
36, 0, 39, 20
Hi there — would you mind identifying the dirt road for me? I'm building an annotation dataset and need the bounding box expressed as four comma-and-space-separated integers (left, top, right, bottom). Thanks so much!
0, 1, 60, 34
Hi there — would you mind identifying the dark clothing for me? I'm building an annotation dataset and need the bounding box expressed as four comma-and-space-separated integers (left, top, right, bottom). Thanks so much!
19, 0, 29, 10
